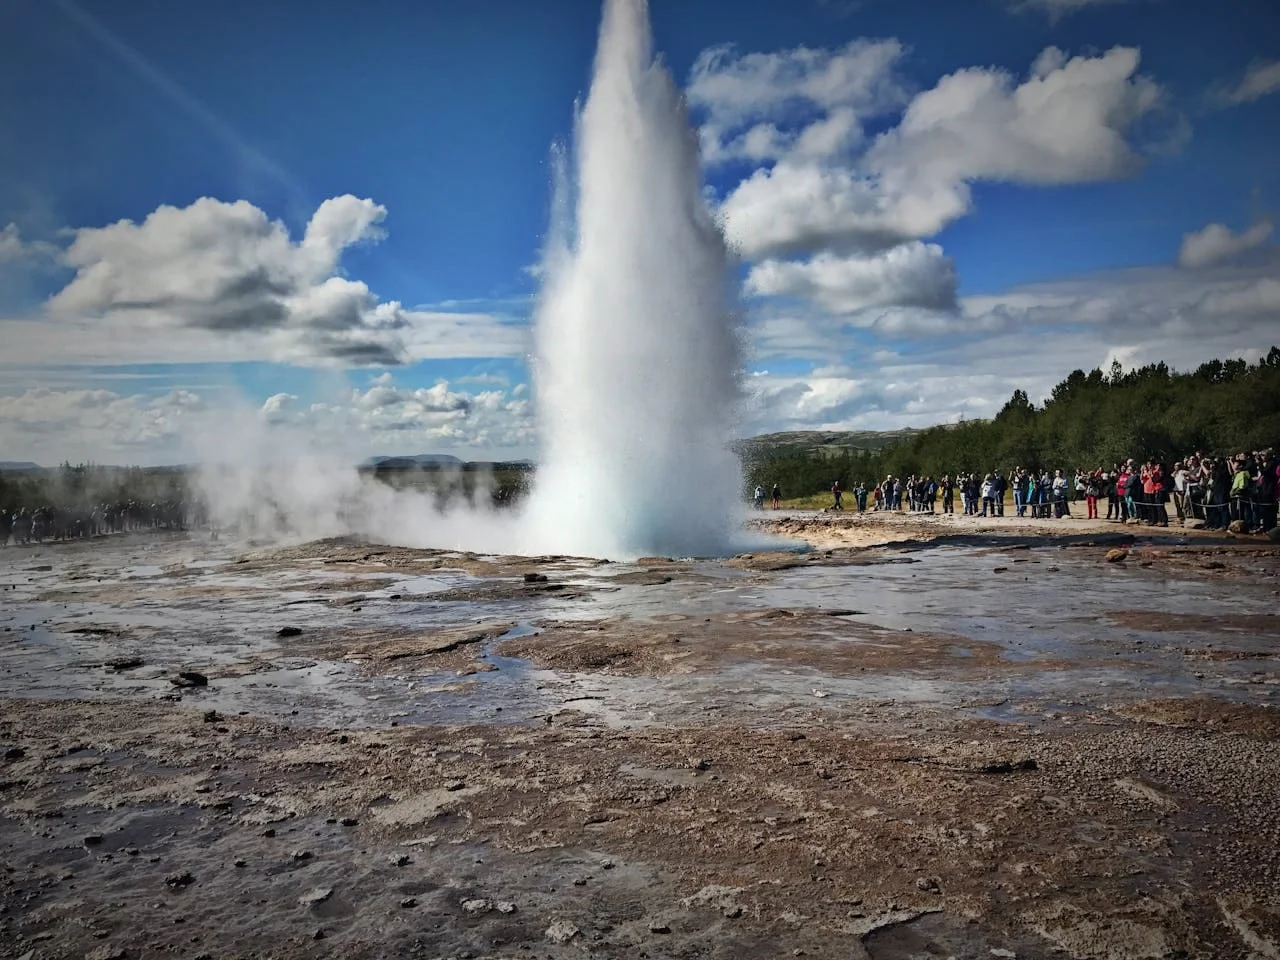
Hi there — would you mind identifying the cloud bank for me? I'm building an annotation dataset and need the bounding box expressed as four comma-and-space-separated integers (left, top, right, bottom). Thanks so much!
0, 373, 534, 467
10, 196, 527, 370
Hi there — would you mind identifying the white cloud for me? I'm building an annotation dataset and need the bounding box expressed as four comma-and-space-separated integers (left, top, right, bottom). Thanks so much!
47, 195, 408, 366
1216, 59, 1280, 106
0, 374, 537, 467
4, 197, 528, 369
691, 39, 907, 167
740, 246, 1280, 435
0, 223, 57, 263
870, 46, 1162, 186
952, 254, 1280, 343
745, 242, 956, 315
350, 379, 471, 416
721, 164, 969, 258
0, 387, 209, 463
1195, 278, 1280, 319
689, 38, 907, 128
298, 377, 535, 452
717, 46, 1169, 262
1178, 221, 1274, 269
260, 392, 300, 424
0, 224, 28, 262
302, 195, 387, 261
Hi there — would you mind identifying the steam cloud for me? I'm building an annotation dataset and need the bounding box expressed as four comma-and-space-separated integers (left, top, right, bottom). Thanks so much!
194, 0, 753, 560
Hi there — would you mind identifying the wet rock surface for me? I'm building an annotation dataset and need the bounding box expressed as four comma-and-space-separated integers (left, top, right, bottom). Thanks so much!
0, 523, 1278, 958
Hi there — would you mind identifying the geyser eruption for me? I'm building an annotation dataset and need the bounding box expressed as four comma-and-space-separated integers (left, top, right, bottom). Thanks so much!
524, 0, 745, 559
192, 0, 754, 561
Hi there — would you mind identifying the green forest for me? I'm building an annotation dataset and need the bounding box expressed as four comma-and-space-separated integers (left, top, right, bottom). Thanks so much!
6, 349, 1279, 514
743, 348, 1280, 499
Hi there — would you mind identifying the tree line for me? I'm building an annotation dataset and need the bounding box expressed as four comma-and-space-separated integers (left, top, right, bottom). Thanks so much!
0, 463, 190, 513
743, 347, 1280, 499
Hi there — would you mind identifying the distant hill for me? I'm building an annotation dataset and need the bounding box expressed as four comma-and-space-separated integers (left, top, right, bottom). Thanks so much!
360, 454, 464, 469
738, 428, 929, 459
0, 461, 42, 473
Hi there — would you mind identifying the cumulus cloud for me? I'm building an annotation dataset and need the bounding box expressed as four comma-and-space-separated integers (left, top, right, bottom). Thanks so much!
292, 377, 534, 451
689, 38, 907, 127
870, 47, 1162, 185
47, 196, 407, 367
745, 242, 957, 315
0, 373, 536, 467
722, 164, 970, 259
690, 39, 907, 166
18, 196, 529, 369
0, 387, 209, 462
260, 392, 301, 424
718, 46, 1168, 262
1215, 59, 1280, 106
0, 223, 57, 263
1178, 221, 1274, 269
740, 243, 1280, 434
0, 224, 29, 263
955, 256, 1280, 341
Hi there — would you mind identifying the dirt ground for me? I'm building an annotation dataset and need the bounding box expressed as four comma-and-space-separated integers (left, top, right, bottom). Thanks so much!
2, 513, 1278, 959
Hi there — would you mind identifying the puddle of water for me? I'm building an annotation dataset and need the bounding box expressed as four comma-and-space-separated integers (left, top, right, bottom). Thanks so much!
499, 622, 540, 640
121, 564, 164, 579
3, 534, 1276, 732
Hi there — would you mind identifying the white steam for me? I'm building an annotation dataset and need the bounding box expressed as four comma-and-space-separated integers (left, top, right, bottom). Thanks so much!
193, 0, 750, 560
522, 0, 746, 558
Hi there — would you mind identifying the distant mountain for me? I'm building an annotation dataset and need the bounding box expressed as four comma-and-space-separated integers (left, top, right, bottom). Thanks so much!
0, 461, 42, 473
360, 453, 464, 468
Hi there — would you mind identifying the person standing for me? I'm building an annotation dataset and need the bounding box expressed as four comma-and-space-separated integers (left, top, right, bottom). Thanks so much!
1052, 470, 1071, 518
1085, 471, 1100, 520
979, 474, 995, 517
1150, 463, 1169, 526
1171, 463, 1187, 522
942, 474, 954, 514
831, 480, 843, 511
993, 471, 1007, 517
1230, 458, 1252, 529
771, 482, 781, 510
1125, 463, 1142, 523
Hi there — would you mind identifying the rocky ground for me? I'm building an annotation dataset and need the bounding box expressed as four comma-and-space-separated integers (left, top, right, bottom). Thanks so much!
1, 516, 1278, 959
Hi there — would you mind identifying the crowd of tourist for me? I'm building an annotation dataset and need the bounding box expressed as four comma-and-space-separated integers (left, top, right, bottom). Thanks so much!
816, 448, 1279, 534
0, 499, 201, 546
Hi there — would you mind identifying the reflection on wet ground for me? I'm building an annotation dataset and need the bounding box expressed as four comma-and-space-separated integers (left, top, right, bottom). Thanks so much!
2, 532, 1276, 732
3, 530, 1280, 959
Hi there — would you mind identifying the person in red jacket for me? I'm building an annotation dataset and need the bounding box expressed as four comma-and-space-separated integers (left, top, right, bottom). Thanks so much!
1085, 470, 1101, 520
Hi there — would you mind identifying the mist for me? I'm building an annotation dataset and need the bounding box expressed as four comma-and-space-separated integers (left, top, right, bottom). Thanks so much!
191, 0, 753, 561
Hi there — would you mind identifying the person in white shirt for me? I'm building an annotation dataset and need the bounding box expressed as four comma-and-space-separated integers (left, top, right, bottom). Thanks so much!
1052, 469, 1071, 518
1172, 462, 1188, 521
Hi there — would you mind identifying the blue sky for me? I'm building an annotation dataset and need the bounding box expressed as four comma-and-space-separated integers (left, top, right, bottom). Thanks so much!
1, 0, 1278, 464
